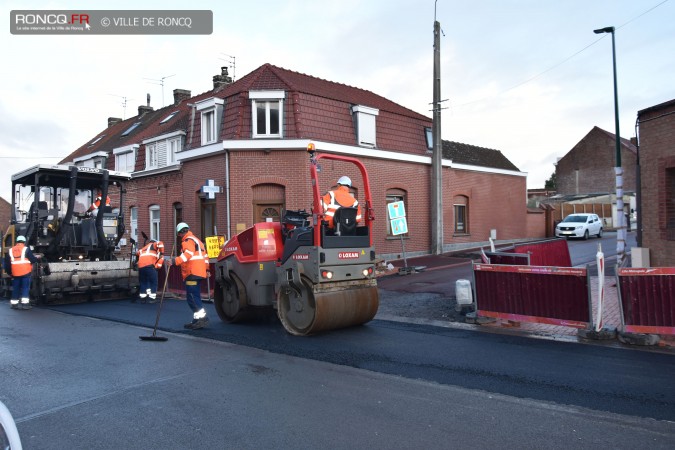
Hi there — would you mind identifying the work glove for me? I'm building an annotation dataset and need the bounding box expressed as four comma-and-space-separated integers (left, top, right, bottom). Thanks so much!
163, 256, 173, 265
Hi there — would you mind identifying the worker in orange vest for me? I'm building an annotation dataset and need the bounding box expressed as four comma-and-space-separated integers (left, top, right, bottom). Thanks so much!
4, 236, 39, 310
86, 188, 111, 216
321, 176, 362, 229
135, 239, 164, 304
165, 223, 209, 329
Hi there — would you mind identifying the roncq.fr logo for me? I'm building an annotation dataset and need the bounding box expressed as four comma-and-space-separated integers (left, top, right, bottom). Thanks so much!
338, 252, 359, 259
14, 13, 90, 26
292, 254, 309, 260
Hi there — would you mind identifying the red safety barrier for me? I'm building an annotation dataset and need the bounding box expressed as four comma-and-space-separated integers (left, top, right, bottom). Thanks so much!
473, 263, 591, 328
617, 267, 675, 335
483, 239, 572, 267
512, 239, 572, 267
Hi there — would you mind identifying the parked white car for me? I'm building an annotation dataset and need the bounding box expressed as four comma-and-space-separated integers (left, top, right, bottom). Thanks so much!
555, 213, 603, 239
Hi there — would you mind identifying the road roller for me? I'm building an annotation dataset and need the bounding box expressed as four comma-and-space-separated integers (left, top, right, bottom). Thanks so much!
213, 150, 379, 335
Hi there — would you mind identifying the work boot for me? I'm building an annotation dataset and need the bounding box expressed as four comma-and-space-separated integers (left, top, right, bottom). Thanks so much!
184, 317, 209, 330
10, 302, 19, 310
20, 302, 32, 310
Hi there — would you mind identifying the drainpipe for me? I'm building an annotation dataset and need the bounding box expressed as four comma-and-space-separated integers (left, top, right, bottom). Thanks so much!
225, 149, 231, 241
634, 117, 641, 247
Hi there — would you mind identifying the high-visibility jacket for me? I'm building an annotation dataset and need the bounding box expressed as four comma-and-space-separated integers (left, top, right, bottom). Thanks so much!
89, 195, 111, 212
174, 231, 208, 280
321, 185, 362, 229
136, 241, 165, 269
9, 243, 34, 277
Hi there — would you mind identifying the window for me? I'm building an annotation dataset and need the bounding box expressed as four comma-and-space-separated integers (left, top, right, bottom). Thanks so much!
386, 189, 408, 237
114, 144, 138, 172
196, 97, 224, 146
146, 143, 158, 169
130, 207, 138, 241
89, 135, 105, 146
250, 91, 284, 138
425, 127, 433, 150
116, 151, 135, 172
121, 122, 141, 136
202, 110, 216, 144
160, 111, 179, 124
351, 105, 379, 147
149, 205, 160, 241
252, 100, 282, 137
168, 137, 181, 164
453, 195, 469, 234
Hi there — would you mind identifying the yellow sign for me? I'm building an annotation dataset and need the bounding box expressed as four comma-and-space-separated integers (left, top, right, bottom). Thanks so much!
205, 236, 225, 259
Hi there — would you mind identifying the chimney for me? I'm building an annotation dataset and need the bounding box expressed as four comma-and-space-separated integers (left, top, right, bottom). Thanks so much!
173, 88, 191, 105
108, 117, 122, 127
630, 137, 637, 146
213, 66, 233, 89
138, 93, 153, 116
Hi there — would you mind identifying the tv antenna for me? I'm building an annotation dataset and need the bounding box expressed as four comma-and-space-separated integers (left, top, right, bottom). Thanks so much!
108, 94, 134, 119
143, 74, 175, 107
220, 53, 236, 81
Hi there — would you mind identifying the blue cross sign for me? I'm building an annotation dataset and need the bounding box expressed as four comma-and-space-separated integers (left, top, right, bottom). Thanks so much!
201, 179, 221, 200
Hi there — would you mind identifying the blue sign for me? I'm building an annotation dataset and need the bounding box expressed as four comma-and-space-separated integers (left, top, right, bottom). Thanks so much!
390, 217, 408, 236
387, 201, 406, 219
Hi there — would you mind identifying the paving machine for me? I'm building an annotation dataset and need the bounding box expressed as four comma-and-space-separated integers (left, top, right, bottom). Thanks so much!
1, 164, 139, 304
213, 147, 379, 335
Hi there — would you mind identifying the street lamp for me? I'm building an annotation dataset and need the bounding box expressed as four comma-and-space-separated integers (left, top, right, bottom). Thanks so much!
594, 26, 625, 265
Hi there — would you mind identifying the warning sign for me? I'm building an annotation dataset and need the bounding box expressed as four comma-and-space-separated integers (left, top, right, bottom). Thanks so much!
205, 235, 225, 259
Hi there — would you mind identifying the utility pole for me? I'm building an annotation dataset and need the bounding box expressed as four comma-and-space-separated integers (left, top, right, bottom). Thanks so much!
431, 19, 443, 255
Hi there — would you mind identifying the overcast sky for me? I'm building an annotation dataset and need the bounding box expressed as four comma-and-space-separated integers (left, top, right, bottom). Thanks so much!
1, 0, 674, 201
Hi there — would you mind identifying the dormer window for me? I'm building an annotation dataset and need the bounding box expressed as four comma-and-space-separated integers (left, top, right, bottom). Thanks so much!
249, 90, 284, 138
195, 98, 224, 146
351, 105, 379, 147
113, 144, 138, 172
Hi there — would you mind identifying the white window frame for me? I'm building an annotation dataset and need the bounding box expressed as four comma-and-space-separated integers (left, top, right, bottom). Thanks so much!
196, 98, 224, 146
249, 90, 284, 139
146, 142, 158, 170
130, 207, 138, 241
113, 144, 138, 173
149, 205, 160, 241
168, 137, 181, 165
351, 105, 379, 148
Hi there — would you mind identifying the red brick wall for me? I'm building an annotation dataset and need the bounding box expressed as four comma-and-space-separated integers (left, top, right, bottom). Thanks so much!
119, 150, 528, 260
639, 100, 675, 266
526, 210, 546, 238
556, 127, 637, 195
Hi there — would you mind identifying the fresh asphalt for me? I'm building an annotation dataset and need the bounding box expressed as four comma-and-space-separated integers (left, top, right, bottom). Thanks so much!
40, 296, 675, 422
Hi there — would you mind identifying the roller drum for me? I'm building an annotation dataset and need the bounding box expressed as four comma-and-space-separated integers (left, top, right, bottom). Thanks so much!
278, 276, 379, 336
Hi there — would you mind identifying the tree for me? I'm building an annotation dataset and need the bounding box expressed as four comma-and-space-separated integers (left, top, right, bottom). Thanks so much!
544, 172, 557, 190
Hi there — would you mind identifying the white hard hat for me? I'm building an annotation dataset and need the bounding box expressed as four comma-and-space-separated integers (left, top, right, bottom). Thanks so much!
16, 235, 26, 243
337, 176, 352, 187
176, 222, 189, 233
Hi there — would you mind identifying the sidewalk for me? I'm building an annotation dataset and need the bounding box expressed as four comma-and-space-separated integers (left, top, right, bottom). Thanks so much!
377, 252, 675, 352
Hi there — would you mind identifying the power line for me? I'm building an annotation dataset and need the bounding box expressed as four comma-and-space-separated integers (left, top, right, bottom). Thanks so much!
455, 0, 670, 108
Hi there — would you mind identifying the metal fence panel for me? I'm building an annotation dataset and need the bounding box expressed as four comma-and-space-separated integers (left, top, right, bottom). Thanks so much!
617, 268, 675, 335
474, 263, 590, 328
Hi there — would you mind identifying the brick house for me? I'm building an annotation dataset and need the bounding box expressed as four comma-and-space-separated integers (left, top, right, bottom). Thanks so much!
555, 126, 637, 196
636, 98, 675, 266
62, 63, 526, 260
0, 196, 11, 237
